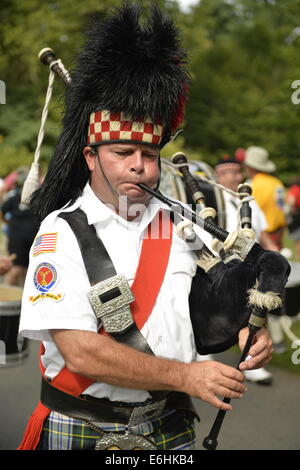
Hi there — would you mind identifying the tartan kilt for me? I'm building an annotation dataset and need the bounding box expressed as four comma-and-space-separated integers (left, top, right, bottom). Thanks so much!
38, 409, 196, 450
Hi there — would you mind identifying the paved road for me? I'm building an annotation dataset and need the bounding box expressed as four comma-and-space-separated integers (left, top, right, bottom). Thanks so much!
1, 341, 299, 450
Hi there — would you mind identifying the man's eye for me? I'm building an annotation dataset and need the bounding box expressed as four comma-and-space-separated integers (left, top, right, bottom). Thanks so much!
144, 153, 157, 160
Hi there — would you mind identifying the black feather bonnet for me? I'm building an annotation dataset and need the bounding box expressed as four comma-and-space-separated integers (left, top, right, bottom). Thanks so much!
31, 2, 189, 221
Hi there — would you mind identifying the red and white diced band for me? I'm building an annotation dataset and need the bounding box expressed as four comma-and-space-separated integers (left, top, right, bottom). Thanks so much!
87, 110, 164, 147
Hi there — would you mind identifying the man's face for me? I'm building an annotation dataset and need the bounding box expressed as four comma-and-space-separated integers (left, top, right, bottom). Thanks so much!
217, 167, 243, 192
83, 143, 160, 209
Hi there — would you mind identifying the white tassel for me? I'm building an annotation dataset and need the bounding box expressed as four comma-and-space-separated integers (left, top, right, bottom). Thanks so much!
21, 162, 40, 204
248, 287, 282, 311
196, 249, 221, 273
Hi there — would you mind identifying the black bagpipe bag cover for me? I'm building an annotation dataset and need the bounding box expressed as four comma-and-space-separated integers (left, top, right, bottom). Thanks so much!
189, 243, 290, 355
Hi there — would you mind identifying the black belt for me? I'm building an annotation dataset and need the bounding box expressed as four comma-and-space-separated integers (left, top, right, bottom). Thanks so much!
41, 378, 199, 425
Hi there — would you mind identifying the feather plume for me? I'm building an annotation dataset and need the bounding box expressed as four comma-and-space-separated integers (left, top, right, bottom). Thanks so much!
30, 2, 189, 222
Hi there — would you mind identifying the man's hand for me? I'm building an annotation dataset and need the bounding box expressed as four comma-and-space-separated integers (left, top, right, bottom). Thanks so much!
238, 326, 273, 371
182, 361, 247, 411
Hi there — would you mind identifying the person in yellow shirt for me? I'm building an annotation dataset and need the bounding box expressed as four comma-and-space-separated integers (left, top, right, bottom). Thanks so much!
244, 146, 287, 354
244, 146, 286, 250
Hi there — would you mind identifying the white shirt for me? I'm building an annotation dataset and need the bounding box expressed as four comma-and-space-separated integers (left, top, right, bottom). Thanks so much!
223, 191, 267, 240
19, 184, 209, 403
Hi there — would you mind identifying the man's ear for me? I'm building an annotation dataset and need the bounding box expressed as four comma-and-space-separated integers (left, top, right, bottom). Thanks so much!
83, 146, 97, 171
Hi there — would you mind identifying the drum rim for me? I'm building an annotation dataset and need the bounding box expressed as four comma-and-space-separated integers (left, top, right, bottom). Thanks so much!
0, 348, 30, 367
0, 284, 23, 308
0, 305, 22, 315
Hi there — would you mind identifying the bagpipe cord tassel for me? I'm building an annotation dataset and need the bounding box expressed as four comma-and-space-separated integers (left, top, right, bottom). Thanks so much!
21, 62, 57, 204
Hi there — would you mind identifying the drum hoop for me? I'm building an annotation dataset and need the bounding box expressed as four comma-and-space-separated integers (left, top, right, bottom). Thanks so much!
0, 349, 30, 368
0, 284, 23, 310
0, 305, 22, 315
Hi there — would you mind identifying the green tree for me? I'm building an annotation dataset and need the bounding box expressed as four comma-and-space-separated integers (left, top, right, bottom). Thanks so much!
181, 0, 300, 182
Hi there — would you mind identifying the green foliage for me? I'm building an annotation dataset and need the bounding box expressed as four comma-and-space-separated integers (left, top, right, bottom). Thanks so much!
0, 144, 33, 177
1, 0, 300, 184
181, 0, 300, 182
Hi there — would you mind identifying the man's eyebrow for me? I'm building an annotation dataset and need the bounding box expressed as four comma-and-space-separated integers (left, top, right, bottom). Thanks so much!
142, 147, 159, 154
111, 146, 134, 151
111, 146, 159, 155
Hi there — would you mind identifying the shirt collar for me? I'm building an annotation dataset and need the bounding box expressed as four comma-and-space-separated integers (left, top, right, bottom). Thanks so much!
80, 183, 171, 232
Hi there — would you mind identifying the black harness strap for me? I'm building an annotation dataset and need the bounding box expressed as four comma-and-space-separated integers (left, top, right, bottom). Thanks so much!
59, 209, 115, 285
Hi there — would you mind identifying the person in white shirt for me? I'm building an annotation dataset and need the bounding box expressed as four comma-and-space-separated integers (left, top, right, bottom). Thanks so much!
17, 5, 274, 450
215, 157, 279, 251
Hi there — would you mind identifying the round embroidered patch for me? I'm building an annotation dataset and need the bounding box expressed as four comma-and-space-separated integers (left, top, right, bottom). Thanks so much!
34, 263, 58, 293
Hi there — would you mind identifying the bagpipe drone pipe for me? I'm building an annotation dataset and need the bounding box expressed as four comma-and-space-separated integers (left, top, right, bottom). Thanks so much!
25, 47, 290, 451
147, 154, 290, 357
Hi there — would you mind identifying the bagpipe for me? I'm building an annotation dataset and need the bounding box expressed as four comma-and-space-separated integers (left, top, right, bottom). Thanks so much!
23, 48, 290, 451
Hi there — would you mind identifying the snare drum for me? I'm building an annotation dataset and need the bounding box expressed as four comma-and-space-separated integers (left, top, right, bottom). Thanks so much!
0, 284, 29, 366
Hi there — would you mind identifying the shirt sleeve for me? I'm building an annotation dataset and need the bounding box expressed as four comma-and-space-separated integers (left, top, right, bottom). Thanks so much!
19, 214, 98, 342
250, 200, 267, 238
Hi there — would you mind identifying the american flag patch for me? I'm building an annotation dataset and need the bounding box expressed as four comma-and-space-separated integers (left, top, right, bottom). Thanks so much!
33, 233, 57, 257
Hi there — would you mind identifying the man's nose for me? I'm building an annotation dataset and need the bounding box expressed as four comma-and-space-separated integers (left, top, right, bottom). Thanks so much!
129, 151, 144, 172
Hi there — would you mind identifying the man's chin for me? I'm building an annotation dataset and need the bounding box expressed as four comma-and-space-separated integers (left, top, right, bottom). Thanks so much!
126, 192, 151, 205
121, 184, 154, 203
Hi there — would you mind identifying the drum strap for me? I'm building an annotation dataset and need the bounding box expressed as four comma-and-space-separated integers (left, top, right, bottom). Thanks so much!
18, 209, 173, 450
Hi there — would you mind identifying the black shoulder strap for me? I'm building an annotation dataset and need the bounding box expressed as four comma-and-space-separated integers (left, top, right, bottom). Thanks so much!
59, 208, 115, 285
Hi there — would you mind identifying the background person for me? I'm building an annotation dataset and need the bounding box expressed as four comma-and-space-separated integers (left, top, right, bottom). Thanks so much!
0, 255, 14, 276
244, 146, 286, 250
286, 176, 300, 261
215, 156, 278, 252
244, 146, 288, 354
0, 167, 39, 286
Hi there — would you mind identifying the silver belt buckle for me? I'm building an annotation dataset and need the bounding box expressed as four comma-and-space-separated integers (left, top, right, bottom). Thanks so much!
95, 431, 157, 450
87, 274, 135, 334
129, 398, 167, 427
94, 399, 167, 450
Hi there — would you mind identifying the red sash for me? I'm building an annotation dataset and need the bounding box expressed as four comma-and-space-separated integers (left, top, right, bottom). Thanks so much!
18, 211, 173, 450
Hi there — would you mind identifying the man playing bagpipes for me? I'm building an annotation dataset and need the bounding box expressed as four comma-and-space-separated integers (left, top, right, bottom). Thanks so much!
18, 2, 288, 451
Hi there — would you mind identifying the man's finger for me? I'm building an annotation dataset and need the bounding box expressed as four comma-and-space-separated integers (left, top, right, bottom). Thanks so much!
222, 365, 245, 382
208, 394, 233, 411
218, 376, 248, 394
